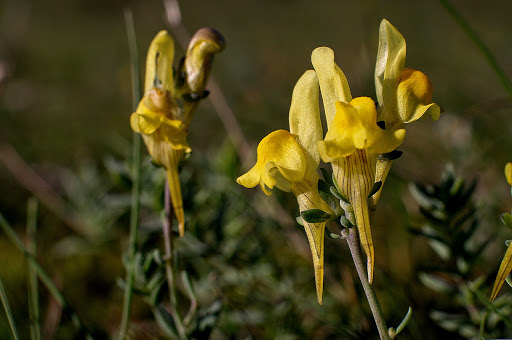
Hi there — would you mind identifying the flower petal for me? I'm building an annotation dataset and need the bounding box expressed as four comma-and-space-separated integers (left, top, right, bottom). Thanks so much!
144, 31, 175, 94
318, 97, 390, 161
289, 70, 322, 171
375, 19, 406, 125
397, 68, 441, 123
185, 27, 225, 93
236, 130, 308, 195
506, 162, 512, 186
160, 119, 191, 152
370, 128, 405, 154
311, 47, 352, 127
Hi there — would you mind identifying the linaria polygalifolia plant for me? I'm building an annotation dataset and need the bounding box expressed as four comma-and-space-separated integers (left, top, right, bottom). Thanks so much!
237, 19, 440, 339
3, 2, 512, 340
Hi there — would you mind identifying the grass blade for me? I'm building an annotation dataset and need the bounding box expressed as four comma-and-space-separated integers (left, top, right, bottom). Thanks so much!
0, 275, 19, 340
26, 198, 41, 340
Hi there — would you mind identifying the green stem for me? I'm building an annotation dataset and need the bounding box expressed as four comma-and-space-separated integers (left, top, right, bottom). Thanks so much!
0, 274, 19, 340
163, 178, 188, 340
27, 198, 41, 340
439, 0, 512, 99
0, 213, 93, 339
118, 8, 142, 339
479, 309, 488, 339
342, 227, 390, 340
468, 282, 512, 329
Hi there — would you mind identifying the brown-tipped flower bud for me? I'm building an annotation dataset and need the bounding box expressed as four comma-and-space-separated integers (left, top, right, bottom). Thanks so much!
184, 27, 225, 93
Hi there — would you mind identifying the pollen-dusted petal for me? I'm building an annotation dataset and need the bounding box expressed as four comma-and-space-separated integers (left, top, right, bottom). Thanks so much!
145, 31, 175, 94
506, 162, 512, 186
311, 47, 352, 127
397, 68, 441, 123
289, 70, 322, 170
375, 19, 406, 125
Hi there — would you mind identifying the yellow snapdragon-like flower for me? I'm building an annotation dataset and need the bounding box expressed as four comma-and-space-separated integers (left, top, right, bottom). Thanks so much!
237, 70, 332, 304
372, 19, 442, 215
312, 47, 405, 284
130, 29, 224, 237
131, 31, 189, 237
375, 19, 441, 130
505, 162, 512, 186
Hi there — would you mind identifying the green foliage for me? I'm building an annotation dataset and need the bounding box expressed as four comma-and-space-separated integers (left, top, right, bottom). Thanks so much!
409, 165, 512, 339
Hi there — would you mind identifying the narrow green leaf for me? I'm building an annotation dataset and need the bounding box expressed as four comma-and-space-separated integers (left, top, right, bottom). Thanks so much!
295, 216, 304, 226
328, 232, 342, 239
301, 209, 332, 223
318, 180, 342, 216
501, 213, 512, 230
389, 306, 412, 339
320, 167, 334, 187
340, 215, 354, 228
0, 275, 19, 340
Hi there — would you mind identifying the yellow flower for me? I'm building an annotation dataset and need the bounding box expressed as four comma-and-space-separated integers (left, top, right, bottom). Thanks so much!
375, 19, 441, 130
130, 29, 224, 237
237, 70, 331, 304
372, 19, 442, 219
505, 162, 512, 186
130, 30, 189, 237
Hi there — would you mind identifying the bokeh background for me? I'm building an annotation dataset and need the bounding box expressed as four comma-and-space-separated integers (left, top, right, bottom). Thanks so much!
1, 0, 512, 339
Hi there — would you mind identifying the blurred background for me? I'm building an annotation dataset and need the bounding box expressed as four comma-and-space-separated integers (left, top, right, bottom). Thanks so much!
1, 0, 512, 339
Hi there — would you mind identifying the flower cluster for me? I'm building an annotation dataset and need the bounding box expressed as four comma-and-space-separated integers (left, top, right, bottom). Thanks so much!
131, 28, 224, 236
237, 19, 440, 304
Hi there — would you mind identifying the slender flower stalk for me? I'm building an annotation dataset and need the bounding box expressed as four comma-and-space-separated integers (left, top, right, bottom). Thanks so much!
342, 227, 390, 340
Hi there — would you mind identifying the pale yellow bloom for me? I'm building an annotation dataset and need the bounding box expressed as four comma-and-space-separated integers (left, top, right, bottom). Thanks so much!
237, 70, 331, 304
505, 162, 512, 186
371, 19, 442, 215
375, 19, 441, 130
130, 31, 188, 236
130, 29, 223, 237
